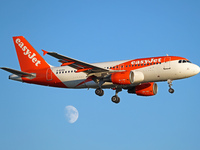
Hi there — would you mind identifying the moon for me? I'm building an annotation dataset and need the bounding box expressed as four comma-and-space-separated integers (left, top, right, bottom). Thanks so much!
65, 105, 79, 123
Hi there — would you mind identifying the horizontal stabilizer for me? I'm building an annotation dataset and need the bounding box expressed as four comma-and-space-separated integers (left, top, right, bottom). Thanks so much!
1, 67, 35, 77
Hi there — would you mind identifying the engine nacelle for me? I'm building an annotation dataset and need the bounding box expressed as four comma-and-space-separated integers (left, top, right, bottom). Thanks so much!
110, 71, 144, 85
128, 82, 158, 96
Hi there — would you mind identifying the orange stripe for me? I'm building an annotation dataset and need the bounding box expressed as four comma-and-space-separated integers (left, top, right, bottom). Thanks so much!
110, 56, 187, 71
61, 62, 75, 66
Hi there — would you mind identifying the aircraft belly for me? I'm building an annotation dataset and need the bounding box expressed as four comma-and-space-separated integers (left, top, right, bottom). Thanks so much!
85, 81, 98, 88
64, 79, 87, 88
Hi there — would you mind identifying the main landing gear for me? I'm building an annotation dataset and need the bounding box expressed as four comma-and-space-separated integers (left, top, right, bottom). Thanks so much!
95, 79, 105, 96
167, 79, 175, 94
111, 88, 122, 104
95, 87, 122, 104
95, 88, 104, 96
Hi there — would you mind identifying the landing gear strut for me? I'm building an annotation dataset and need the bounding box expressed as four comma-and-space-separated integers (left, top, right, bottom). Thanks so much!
167, 79, 174, 94
111, 88, 122, 104
95, 78, 105, 96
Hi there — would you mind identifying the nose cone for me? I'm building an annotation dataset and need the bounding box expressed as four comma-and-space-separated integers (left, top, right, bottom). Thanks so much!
197, 66, 200, 74
192, 64, 200, 75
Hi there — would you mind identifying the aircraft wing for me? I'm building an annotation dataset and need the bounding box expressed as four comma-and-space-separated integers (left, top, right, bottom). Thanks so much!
1, 67, 35, 77
42, 50, 111, 74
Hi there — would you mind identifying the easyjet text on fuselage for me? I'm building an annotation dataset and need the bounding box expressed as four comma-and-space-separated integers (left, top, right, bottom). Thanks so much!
131, 58, 162, 65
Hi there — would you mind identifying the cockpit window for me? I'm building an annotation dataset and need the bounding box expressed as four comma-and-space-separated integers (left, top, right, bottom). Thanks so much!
178, 60, 192, 63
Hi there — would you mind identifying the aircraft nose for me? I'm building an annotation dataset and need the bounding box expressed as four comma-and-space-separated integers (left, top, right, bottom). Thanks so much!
197, 66, 200, 74
192, 64, 200, 75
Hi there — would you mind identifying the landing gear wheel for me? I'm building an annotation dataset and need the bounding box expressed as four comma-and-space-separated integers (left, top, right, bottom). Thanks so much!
169, 88, 174, 94
99, 90, 104, 96
111, 95, 120, 104
95, 88, 104, 96
167, 79, 175, 94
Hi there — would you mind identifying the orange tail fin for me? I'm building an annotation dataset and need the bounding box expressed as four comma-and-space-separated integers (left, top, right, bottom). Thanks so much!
13, 36, 49, 72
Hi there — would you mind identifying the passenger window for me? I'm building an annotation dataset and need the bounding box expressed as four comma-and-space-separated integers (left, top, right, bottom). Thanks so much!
68, 71, 70, 73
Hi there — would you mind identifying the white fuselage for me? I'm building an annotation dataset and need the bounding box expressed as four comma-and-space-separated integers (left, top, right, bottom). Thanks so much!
50, 59, 200, 89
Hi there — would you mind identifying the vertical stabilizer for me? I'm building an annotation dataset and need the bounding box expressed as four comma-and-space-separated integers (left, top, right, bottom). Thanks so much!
13, 36, 49, 72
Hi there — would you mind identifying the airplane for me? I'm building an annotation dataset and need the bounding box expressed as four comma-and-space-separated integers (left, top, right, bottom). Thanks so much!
1, 36, 200, 103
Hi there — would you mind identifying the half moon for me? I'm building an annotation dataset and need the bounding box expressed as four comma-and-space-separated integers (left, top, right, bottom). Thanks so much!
65, 105, 79, 123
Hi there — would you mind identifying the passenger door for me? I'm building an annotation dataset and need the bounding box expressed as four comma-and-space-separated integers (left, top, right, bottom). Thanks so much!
163, 57, 171, 70
46, 68, 53, 81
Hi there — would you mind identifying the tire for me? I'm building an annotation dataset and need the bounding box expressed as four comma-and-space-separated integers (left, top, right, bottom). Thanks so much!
111, 96, 120, 103
169, 88, 174, 94
95, 88, 104, 96
99, 90, 104, 96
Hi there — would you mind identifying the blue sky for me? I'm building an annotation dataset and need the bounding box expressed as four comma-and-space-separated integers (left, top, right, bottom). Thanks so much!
0, 0, 200, 150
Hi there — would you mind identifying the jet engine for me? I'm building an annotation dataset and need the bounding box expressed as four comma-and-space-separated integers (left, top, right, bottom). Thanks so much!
110, 71, 144, 85
128, 82, 158, 96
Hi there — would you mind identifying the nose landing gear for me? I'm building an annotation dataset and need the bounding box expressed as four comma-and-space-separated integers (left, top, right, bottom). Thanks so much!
167, 79, 175, 94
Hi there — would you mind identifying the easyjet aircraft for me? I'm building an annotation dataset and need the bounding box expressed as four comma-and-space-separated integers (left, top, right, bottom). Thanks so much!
1, 36, 200, 103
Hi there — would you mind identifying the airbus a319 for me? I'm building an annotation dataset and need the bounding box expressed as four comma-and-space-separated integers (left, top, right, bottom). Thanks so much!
1, 36, 200, 103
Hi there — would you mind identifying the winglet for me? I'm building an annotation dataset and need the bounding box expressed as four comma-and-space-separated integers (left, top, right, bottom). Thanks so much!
42, 49, 48, 56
